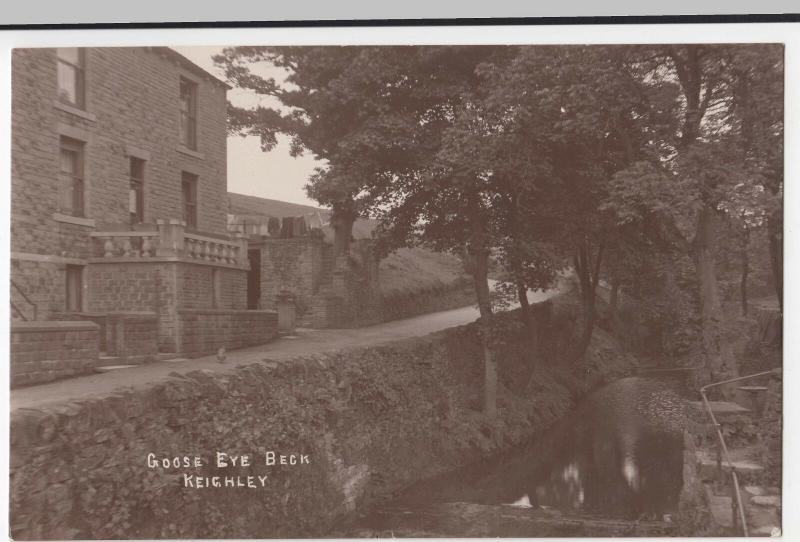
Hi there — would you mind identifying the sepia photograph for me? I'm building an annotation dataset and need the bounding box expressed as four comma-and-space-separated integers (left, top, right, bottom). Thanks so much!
3, 18, 789, 539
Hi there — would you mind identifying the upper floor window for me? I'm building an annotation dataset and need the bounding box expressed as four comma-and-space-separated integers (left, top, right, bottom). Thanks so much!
129, 157, 145, 224
57, 48, 85, 109
181, 172, 198, 229
59, 136, 85, 217
179, 77, 198, 150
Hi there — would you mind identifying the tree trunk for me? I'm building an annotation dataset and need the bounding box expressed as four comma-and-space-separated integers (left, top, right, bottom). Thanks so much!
468, 195, 497, 420
767, 214, 783, 314
511, 258, 531, 327
331, 201, 356, 257
572, 238, 603, 363
670, 45, 737, 384
740, 226, 750, 317
695, 205, 737, 383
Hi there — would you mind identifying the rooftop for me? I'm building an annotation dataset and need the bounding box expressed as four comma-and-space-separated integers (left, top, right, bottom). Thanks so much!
155, 47, 231, 89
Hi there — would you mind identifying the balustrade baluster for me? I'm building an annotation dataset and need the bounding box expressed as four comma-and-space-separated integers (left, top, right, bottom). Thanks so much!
103, 237, 115, 258
142, 236, 153, 257
123, 237, 134, 257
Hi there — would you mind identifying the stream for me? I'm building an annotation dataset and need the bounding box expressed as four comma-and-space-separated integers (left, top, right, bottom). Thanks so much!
337, 375, 692, 537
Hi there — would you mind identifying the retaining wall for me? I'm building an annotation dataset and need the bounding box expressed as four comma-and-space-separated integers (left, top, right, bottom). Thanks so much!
177, 309, 278, 357
10, 321, 99, 388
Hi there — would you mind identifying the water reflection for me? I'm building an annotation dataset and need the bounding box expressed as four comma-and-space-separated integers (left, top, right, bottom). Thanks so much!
501, 377, 685, 519
388, 376, 687, 522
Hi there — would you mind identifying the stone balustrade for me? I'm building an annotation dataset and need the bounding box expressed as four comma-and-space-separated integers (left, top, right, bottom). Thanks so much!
90, 230, 160, 258
184, 232, 243, 265
90, 219, 248, 268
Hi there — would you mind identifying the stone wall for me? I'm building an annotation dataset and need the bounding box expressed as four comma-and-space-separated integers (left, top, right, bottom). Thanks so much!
252, 236, 328, 325
86, 261, 251, 354
181, 265, 246, 310
105, 313, 159, 362
380, 279, 475, 323
87, 262, 164, 313
10, 259, 64, 321
53, 312, 158, 363
177, 309, 279, 357
10, 321, 99, 387
9, 294, 635, 539
252, 237, 475, 329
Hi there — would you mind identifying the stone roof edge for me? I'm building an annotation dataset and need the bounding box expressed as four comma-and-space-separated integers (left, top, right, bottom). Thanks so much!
152, 47, 232, 90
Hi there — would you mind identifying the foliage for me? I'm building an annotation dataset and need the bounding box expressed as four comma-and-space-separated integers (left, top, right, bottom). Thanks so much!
218, 43, 783, 382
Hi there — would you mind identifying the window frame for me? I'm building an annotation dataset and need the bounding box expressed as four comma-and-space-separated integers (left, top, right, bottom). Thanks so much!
179, 77, 198, 150
181, 171, 198, 229
59, 136, 85, 217
65, 264, 83, 312
129, 157, 145, 224
56, 48, 86, 109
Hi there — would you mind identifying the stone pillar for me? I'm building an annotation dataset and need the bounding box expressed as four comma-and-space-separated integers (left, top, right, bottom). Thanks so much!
276, 289, 297, 334
156, 219, 186, 257
234, 232, 248, 268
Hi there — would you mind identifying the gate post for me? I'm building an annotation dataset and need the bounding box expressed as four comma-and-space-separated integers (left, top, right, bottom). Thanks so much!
276, 289, 297, 335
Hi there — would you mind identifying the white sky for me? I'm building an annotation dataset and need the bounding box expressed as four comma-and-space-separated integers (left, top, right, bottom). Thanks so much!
172, 46, 321, 207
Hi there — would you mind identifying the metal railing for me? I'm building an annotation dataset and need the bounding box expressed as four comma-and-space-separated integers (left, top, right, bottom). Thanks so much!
10, 279, 37, 321
699, 368, 782, 537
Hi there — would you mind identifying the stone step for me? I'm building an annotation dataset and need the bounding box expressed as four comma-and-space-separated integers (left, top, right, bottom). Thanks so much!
744, 485, 767, 497
691, 401, 751, 418
696, 450, 764, 481
94, 364, 139, 373
751, 495, 781, 507
96, 355, 121, 367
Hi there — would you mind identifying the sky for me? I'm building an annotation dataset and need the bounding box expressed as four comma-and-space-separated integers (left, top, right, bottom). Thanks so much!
172, 46, 321, 207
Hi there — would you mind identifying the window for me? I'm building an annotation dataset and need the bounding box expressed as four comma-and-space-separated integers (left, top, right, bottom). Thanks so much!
57, 48, 85, 109
65, 265, 83, 312
179, 77, 198, 150
181, 172, 198, 229
129, 157, 145, 224
59, 136, 85, 217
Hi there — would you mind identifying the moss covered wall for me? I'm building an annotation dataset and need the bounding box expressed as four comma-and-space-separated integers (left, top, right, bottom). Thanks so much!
10, 294, 633, 539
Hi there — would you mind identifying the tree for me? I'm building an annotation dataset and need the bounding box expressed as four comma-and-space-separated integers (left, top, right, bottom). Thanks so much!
483, 45, 652, 362
214, 47, 390, 255
606, 44, 782, 381
727, 45, 784, 313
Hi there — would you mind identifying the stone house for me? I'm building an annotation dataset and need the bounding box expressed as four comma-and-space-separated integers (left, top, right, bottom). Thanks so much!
10, 47, 277, 386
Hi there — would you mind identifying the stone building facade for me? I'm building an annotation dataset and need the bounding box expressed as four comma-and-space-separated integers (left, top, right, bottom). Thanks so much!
10, 47, 277, 385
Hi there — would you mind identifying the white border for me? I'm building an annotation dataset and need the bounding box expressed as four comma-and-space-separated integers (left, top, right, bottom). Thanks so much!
1, 22, 797, 541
